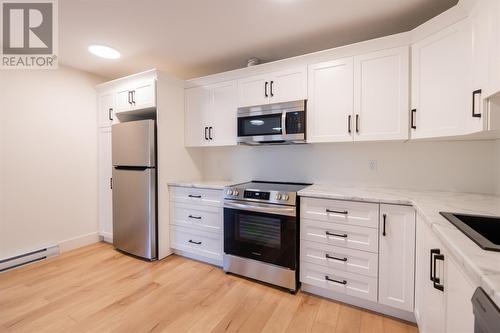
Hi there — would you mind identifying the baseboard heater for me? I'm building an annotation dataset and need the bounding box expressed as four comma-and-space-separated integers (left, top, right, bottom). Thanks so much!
0, 245, 59, 273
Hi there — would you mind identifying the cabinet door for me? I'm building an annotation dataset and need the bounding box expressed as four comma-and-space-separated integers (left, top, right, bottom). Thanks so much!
467, 0, 491, 132
354, 47, 409, 141
269, 66, 307, 104
445, 256, 475, 333
237, 73, 269, 107
185, 86, 210, 147
307, 58, 354, 143
411, 19, 473, 139
98, 127, 113, 241
378, 204, 415, 312
131, 80, 156, 111
115, 87, 132, 112
208, 80, 237, 146
414, 215, 446, 333
98, 92, 114, 127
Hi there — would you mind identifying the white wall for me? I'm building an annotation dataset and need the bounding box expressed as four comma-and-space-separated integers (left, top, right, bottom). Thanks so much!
0, 66, 104, 259
203, 140, 497, 194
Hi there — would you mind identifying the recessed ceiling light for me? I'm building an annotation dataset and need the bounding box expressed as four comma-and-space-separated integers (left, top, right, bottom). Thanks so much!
88, 44, 121, 59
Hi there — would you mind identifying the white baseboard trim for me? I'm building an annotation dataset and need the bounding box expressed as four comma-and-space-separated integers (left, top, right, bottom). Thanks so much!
58, 232, 100, 253
172, 249, 222, 267
301, 283, 416, 323
99, 232, 113, 244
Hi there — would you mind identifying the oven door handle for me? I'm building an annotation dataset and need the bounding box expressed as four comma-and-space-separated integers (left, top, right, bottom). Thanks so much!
224, 200, 296, 217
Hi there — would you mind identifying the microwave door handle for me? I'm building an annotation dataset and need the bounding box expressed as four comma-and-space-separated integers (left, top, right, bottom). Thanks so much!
281, 112, 287, 137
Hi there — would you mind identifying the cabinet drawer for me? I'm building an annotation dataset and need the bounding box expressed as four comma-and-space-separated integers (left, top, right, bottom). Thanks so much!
170, 225, 222, 261
170, 203, 221, 234
300, 261, 377, 302
301, 198, 379, 229
169, 186, 223, 207
300, 240, 378, 277
301, 219, 379, 253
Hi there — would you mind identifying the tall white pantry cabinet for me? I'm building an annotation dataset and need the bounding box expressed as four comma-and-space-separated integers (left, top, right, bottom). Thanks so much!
96, 70, 203, 258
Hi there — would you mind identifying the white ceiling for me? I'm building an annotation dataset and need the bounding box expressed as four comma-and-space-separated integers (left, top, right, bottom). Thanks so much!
59, 0, 458, 80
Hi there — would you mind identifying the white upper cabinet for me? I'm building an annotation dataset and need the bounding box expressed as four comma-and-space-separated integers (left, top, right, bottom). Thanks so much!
237, 66, 307, 107
307, 47, 409, 143
210, 81, 238, 146
307, 57, 354, 143
354, 47, 410, 141
115, 79, 156, 113
185, 86, 210, 147
378, 204, 415, 312
269, 67, 308, 104
185, 80, 237, 147
237, 73, 270, 108
410, 18, 488, 139
98, 91, 114, 128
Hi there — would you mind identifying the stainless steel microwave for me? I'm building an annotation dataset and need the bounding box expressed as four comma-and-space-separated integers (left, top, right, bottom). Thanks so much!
237, 100, 306, 145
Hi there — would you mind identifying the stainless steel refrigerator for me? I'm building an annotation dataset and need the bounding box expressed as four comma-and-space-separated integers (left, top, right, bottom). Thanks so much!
112, 119, 157, 260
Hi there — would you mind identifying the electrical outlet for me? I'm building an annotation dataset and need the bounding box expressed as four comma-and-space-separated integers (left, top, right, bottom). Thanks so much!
369, 160, 378, 172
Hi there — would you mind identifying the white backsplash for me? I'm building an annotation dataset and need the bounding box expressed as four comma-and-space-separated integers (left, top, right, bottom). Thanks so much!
202, 140, 498, 195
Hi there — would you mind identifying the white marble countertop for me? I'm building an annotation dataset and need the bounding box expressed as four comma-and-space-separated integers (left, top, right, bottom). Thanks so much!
298, 184, 500, 307
167, 180, 238, 190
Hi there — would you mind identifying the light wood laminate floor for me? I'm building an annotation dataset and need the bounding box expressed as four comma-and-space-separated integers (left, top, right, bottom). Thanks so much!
0, 243, 419, 333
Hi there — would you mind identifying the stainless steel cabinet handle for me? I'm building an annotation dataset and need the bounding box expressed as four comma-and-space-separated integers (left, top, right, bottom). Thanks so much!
131, 90, 136, 104
325, 254, 347, 262
264, 82, 269, 98
355, 114, 360, 133
348, 115, 352, 134
188, 195, 202, 198
204, 127, 208, 140
270, 81, 274, 97
325, 231, 348, 238
208, 127, 213, 140
188, 215, 202, 220
127, 91, 132, 104
188, 240, 202, 245
325, 276, 347, 285
326, 209, 348, 215
108, 108, 113, 121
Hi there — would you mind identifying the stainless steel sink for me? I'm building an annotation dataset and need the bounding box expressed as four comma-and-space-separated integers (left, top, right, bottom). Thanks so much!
440, 212, 500, 252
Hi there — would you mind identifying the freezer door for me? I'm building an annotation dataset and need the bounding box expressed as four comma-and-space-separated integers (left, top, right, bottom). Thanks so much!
112, 120, 155, 167
112, 167, 156, 259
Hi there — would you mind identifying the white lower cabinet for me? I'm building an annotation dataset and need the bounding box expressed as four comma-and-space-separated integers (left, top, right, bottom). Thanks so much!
415, 214, 475, 333
378, 204, 416, 312
169, 186, 223, 265
301, 219, 379, 253
445, 255, 475, 333
301, 240, 378, 278
170, 225, 222, 262
301, 261, 378, 302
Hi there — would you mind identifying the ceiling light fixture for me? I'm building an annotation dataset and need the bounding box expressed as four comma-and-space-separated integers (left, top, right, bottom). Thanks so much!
88, 44, 121, 59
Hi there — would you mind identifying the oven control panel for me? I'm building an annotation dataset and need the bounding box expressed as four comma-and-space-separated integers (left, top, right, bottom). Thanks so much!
224, 187, 296, 206
244, 190, 270, 200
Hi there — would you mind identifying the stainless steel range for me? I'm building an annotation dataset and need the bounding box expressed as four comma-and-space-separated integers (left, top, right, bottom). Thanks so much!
223, 181, 311, 293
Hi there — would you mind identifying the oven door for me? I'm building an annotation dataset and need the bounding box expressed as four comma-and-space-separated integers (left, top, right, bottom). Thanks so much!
223, 201, 296, 270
